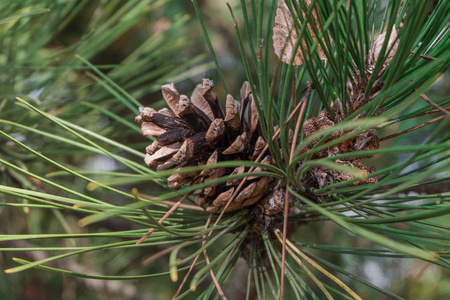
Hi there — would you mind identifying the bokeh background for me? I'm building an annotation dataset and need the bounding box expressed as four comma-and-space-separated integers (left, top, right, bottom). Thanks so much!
1, 1, 449, 299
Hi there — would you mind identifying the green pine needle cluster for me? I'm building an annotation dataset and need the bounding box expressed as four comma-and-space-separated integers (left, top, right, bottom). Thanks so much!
1, 0, 449, 299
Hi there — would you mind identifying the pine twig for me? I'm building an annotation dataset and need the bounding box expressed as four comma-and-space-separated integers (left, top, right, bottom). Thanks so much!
136, 192, 193, 245
142, 243, 188, 266
281, 81, 313, 299
419, 93, 449, 116
275, 230, 363, 300
377, 181, 450, 195
380, 115, 446, 141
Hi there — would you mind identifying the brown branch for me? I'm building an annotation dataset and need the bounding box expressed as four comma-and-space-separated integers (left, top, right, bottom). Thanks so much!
377, 181, 449, 195
139, 193, 204, 211
380, 115, 446, 141
410, 50, 437, 61
226, 3, 237, 29
419, 93, 449, 116
404, 107, 450, 119
136, 192, 193, 245
281, 81, 312, 299
141, 243, 188, 266
160, 200, 204, 211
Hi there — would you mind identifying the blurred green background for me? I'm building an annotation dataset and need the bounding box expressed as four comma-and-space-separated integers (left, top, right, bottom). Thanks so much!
1, 1, 449, 299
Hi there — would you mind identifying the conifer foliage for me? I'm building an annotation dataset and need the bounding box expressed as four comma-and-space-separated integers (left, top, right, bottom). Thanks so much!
1, 1, 449, 299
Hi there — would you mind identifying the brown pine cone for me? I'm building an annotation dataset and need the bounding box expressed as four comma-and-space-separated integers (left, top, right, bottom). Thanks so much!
349, 27, 399, 114
301, 106, 379, 189
300, 27, 398, 190
136, 79, 286, 214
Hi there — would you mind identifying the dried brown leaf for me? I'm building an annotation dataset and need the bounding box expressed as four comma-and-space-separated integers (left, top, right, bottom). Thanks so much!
273, 0, 327, 65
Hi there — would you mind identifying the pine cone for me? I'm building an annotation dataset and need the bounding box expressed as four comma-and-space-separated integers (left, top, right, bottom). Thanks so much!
136, 79, 286, 214
301, 28, 398, 190
349, 27, 399, 114
301, 104, 379, 189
